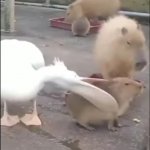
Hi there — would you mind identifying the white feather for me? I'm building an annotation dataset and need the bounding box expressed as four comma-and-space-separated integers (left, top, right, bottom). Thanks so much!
1, 39, 45, 69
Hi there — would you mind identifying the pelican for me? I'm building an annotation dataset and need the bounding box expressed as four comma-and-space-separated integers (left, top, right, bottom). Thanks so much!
1, 39, 115, 127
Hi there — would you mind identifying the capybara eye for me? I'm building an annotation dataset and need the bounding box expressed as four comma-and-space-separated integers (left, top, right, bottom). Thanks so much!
127, 41, 131, 45
125, 83, 130, 85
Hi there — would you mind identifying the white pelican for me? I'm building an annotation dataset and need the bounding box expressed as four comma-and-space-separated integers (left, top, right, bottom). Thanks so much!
1, 39, 116, 127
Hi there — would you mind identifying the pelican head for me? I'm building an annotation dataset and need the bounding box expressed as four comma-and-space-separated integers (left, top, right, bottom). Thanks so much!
51, 58, 81, 88
52, 57, 80, 79
38, 58, 81, 89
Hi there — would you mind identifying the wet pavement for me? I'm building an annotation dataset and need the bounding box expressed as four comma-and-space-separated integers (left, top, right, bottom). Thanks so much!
1, 5, 149, 150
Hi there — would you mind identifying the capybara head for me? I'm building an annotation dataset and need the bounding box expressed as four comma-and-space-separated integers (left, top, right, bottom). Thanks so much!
108, 77, 145, 100
95, 15, 148, 74
65, 3, 83, 23
119, 24, 147, 71
85, 75, 145, 100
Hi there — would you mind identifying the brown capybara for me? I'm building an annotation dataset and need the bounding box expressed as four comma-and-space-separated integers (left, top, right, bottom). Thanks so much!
65, 0, 120, 23
94, 15, 148, 79
71, 16, 90, 36
66, 77, 145, 131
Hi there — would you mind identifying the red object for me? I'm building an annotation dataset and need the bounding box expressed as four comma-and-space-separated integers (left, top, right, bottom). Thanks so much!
49, 17, 104, 33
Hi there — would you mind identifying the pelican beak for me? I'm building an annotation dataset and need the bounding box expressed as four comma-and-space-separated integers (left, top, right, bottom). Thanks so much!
79, 77, 106, 84
80, 77, 93, 81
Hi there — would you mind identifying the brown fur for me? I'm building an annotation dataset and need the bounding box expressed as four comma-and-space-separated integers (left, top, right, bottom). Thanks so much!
65, 0, 120, 23
71, 17, 90, 36
66, 77, 145, 130
94, 15, 147, 79
93, 77, 145, 116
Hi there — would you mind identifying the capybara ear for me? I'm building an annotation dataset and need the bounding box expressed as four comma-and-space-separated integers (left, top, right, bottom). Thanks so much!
121, 27, 128, 35
69, 3, 74, 9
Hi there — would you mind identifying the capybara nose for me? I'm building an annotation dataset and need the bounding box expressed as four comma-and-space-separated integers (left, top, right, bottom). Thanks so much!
135, 79, 146, 89
139, 83, 146, 89
135, 61, 147, 71
142, 84, 146, 89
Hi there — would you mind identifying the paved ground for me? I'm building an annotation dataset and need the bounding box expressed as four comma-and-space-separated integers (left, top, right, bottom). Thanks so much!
1, 5, 149, 150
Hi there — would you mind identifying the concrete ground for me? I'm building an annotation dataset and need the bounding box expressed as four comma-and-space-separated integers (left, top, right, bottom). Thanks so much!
1, 5, 149, 150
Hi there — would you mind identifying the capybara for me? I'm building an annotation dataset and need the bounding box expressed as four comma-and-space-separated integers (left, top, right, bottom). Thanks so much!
66, 77, 145, 131
94, 15, 147, 79
65, 0, 120, 23
71, 16, 90, 36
